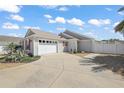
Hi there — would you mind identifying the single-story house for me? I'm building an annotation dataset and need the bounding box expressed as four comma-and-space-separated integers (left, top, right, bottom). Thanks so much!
1, 29, 124, 55
0, 35, 23, 54
23, 29, 94, 56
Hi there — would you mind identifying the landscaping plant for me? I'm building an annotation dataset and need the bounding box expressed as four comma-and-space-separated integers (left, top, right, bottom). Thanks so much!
3, 43, 24, 62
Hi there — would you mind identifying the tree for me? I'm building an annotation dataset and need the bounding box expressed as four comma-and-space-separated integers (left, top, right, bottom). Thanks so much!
118, 7, 124, 12
115, 20, 124, 32
115, 7, 124, 33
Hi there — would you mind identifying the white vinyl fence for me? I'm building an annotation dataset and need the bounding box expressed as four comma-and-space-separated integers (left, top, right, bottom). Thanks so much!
78, 40, 93, 52
80, 40, 124, 54
92, 41, 124, 54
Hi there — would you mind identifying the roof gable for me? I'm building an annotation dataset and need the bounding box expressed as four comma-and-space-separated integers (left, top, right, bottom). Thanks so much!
25, 29, 66, 40
25, 29, 35, 37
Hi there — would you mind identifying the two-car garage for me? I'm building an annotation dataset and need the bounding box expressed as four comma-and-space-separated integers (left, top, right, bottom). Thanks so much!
37, 40, 57, 55
25, 29, 66, 56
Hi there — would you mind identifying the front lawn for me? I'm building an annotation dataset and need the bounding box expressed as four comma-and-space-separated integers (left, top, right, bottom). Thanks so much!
0, 43, 41, 70
0, 55, 40, 63
20, 56, 40, 63
0, 55, 40, 70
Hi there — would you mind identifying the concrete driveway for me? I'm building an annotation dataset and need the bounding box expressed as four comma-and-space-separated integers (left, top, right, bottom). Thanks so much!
0, 53, 124, 88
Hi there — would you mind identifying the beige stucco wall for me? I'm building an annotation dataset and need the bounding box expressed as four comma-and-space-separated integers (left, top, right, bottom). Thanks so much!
32, 39, 38, 56
67, 39, 78, 52
57, 41, 68, 53
31, 39, 40, 56
57, 41, 64, 53
23, 38, 38, 56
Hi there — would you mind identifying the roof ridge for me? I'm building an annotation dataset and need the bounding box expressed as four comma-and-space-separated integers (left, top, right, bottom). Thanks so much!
29, 29, 58, 36
59, 32, 76, 39
64, 29, 93, 39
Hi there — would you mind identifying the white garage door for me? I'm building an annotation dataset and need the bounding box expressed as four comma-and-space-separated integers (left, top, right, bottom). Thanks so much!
38, 44, 57, 55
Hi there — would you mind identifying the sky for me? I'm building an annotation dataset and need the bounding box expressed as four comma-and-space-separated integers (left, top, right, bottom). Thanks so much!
0, 5, 124, 40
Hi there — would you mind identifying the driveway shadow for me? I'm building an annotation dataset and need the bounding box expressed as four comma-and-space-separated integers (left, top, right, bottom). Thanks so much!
79, 54, 124, 76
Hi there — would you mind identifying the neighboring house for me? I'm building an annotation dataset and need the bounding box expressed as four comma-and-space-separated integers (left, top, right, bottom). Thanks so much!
24, 29, 94, 56
0, 35, 23, 54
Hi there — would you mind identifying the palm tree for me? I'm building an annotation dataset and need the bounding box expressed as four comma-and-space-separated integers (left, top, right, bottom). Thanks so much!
115, 7, 124, 33
115, 20, 124, 32
118, 7, 124, 12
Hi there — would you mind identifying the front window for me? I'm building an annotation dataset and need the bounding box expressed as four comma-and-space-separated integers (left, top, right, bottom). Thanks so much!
43, 40, 45, 43
63, 41, 68, 46
39, 40, 42, 43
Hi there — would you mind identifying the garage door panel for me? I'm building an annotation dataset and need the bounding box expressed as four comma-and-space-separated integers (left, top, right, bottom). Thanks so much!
46, 45, 56, 53
38, 44, 57, 55
38, 45, 46, 55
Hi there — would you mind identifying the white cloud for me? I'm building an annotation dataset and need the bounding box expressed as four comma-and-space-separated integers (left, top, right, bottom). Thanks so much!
41, 5, 69, 12
113, 21, 120, 27
48, 30, 54, 33
118, 12, 124, 16
23, 26, 40, 30
48, 19, 56, 23
56, 27, 66, 31
48, 17, 66, 24
0, 5, 21, 13
2, 22, 20, 30
79, 27, 83, 30
58, 7, 68, 11
105, 8, 112, 11
116, 33, 124, 40
41, 5, 59, 9
88, 19, 101, 26
101, 19, 111, 25
55, 17, 66, 24
67, 18, 85, 27
84, 32, 97, 38
8, 33, 23, 37
88, 19, 111, 26
44, 14, 52, 19
110, 30, 116, 33
10, 14, 24, 22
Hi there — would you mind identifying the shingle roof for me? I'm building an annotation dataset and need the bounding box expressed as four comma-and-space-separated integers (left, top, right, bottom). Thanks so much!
0, 35, 23, 42
63, 30, 93, 40
59, 32, 76, 39
26, 29, 66, 41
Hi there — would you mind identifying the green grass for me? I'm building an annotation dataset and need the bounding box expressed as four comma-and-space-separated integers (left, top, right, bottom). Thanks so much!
21, 56, 40, 63
0, 55, 5, 62
0, 55, 40, 63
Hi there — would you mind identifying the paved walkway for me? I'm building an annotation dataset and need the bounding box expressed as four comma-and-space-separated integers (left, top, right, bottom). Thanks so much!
0, 53, 124, 88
